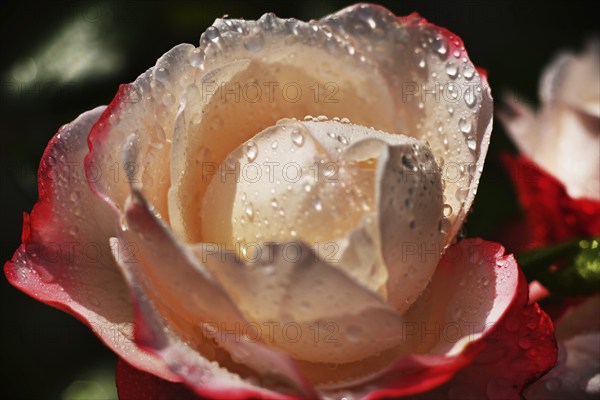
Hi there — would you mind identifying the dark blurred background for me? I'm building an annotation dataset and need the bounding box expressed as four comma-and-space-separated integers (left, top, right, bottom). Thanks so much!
1, 1, 598, 398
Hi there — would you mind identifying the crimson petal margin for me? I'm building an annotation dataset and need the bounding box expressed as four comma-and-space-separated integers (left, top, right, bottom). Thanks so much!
4, 107, 176, 381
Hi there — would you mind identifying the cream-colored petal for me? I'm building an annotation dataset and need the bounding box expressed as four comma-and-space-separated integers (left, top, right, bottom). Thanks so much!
321, 4, 493, 242
201, 119, 444, 310
374, 139, 445, 313
194, 242, 406, 365
116, 188, 313, 395
87, 43, 198, 220
167, 14, 398, 244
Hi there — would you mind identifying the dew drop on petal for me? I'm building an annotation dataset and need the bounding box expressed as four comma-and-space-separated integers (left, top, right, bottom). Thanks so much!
443, 203, 453, 217
466, 136, 477, 151
446, 62, 458, 78
70, 191, 81, 202
463, 66, 475, 80
162, 92, 176, 107
243, 33, 265, 52
312, 197, 323, 211
464, 87, 477, 108
245, 141, 258, 162
155, 67, 169, 82
459, 118, 472, 134
245, 203, 254, 221
291, 129, 305, 147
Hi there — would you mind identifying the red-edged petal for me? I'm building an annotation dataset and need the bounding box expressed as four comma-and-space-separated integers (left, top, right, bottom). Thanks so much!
359, 239, 556, 399
503, 154, 600, 248
4, 107, 176, 381
113, 188, 315, 399
116, 359, 199, 400
524, 295, 600, 399
407, 243, 557, 399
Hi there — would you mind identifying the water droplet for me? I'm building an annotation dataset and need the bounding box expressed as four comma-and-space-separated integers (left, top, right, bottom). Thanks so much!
453, 49, 461, 58
443, 203, 453, 217
455, 187, 468, 202
464, 87, 477, 108
190, 49, 205, 68
466, 136, 477, 151
402, 154, 418, 171
340, 117, 350, 124
409, 220, 416, 229
439, 218, 451, 234
447, 106, 454, 115
312, 197, 322, 211
205, 26, 220, 40
245, 203, 254, 221
245, 141, 258, 162
270, 198, 278, 208
519, 338, 532, 349
482, 276, 489, 287
317, 115, 328, 121
303, 115, 313, 121
458, 118, 472, 134
436, 41, 447, 56
327, 131, 336, 139
446, 62, 458, 78
70, 191, 81, 202
271, 140, 278, 150
463, 66, 475, 80
304, 184, 312, 192
418, 58, 426, 68
243, 33, 264, 52
155, 67, 169, 82
291, 129, 305, 146
337, 135, 348, 145
162, 92, 175, 107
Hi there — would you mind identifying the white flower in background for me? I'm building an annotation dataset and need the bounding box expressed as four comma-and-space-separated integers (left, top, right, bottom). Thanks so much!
500, 39, 600, 200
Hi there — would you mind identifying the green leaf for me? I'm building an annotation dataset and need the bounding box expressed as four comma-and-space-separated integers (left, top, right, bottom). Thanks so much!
517, 238, 600, 296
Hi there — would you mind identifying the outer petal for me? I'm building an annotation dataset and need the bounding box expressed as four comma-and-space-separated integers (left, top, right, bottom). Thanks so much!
195, 241, 407, 366
503, 154, 600, 247
86, 44, 198, 220
4, 107, 175, 381
115, 188, 315, 398
321, 3, 494, 242
374, 239, 557, 400
369, 239, 554, 399
116, 359, 198, 400
525, 295, 600, 399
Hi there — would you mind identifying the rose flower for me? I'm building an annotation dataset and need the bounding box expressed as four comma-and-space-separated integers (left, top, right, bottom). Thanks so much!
500, 39, 600, 247
5, 4, 556, 399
